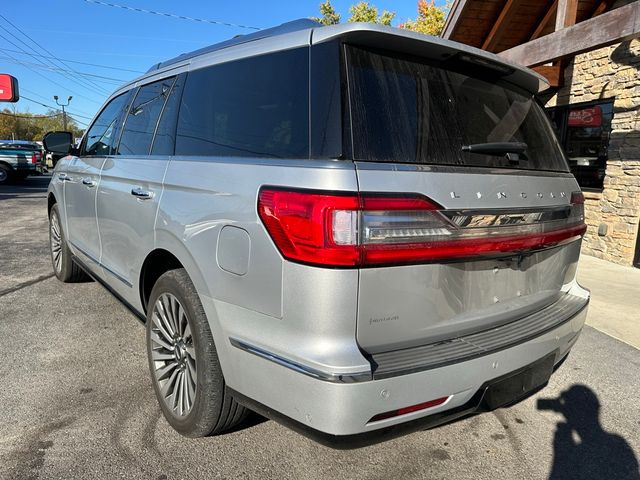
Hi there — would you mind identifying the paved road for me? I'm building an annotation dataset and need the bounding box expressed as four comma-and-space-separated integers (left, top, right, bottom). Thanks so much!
1, 176, 639, 480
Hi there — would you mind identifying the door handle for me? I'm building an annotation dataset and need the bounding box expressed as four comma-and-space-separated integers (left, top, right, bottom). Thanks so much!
82, 177, 97, 188
131, 187, 154, 200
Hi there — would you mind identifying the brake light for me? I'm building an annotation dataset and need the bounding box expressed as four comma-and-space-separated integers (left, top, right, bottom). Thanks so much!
31, 152, 38, 164
257, 188, 587, 268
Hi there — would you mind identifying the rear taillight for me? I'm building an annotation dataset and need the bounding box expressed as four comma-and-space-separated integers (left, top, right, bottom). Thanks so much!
31, 152, 38, 164
257, 188, 587, 268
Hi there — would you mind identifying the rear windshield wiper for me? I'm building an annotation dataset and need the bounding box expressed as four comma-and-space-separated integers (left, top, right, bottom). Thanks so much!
462, 142, 528, 156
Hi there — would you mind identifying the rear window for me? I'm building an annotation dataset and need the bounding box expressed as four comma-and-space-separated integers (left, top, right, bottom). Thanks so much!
346, 45, 569, 172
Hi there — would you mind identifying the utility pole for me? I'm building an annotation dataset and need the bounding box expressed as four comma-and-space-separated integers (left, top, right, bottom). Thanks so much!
54, 95, 73, 131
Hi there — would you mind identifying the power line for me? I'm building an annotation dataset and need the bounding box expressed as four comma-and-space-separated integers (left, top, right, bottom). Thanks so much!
0, 48, 145, 74
19, 87, 96, 118
0, 40, 105, 105
0, 56, 128, 83
20, 95, 94, 121
82, 0, 261, 30
0, 15, 111, 96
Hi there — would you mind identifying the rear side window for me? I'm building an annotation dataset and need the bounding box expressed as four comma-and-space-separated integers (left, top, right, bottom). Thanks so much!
346, 46, 569, 172
117, 77, 176, 155
83, 92, 131, 156
175, 48, 309, 159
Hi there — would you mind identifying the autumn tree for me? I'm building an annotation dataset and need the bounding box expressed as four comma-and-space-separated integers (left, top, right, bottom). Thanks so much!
399, 0, 449, 36
0, 109, 83, 142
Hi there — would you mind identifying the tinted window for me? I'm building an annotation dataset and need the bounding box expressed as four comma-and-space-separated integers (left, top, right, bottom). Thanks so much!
176, 48, 309, 159
347, 46, 569, 172
151, 75, 184, 155
547, 101, 613, 190
117, 77, 176, 155
83, 92, 131, 156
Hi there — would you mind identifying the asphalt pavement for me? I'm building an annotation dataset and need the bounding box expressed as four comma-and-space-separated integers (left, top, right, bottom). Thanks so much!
1, 176, 639, 480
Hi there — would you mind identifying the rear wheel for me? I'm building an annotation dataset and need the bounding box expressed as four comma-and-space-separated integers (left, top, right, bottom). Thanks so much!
49, 204, 90, 282
0, 164, 12, 184
146, 269, 247, 437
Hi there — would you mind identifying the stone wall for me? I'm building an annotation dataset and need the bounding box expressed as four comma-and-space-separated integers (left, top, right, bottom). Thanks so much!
545, 38, 640, 266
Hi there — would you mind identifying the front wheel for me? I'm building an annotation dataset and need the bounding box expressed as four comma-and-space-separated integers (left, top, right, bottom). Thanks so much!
49, 204, 89, 282
146, 269, 247, 437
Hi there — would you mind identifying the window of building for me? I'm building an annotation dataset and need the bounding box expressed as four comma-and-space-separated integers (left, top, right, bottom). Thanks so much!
175, 48, 309, 159
547, 100, 614, 191
117, 77, 176, 156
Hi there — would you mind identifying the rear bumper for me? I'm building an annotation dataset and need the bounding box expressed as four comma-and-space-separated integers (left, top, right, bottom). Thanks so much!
216, 282, 588, 441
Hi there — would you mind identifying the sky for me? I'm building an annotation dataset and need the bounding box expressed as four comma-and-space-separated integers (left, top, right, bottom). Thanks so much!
1, 0, 445, 128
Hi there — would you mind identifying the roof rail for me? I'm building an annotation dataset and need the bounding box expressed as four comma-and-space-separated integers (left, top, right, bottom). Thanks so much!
146, 18, 320, 73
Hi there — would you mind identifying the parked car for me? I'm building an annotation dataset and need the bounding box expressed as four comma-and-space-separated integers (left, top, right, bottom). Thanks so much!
44, 19, 590, 447
0, 140, 42, 183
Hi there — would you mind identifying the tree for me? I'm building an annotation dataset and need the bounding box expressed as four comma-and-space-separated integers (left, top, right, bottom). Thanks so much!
348, 2, 395, 25
313, 1, 396, 26
399, 0, 449, 36
313, 0, 341, 25
0, 109, 83, 142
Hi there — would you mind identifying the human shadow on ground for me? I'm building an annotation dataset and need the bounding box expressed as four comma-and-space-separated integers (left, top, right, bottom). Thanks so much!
538, 384, 639, 480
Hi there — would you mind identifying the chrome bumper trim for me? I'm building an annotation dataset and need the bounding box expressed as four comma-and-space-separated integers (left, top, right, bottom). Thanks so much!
229, 338, 372, 383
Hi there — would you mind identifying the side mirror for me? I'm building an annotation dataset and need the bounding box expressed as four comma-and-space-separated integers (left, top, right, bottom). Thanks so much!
0, 74, 19, 102
43, 131, 73, 155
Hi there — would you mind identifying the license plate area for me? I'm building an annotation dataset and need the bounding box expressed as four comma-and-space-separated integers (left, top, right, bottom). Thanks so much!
481, 352, 556, 410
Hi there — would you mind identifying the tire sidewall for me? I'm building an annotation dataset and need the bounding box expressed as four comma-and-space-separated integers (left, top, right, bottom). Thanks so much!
49, 204, 71, 281
146, 270, 225, 437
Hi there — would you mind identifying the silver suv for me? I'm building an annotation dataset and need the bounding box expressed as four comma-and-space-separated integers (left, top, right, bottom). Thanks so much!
44, 20, 590, 447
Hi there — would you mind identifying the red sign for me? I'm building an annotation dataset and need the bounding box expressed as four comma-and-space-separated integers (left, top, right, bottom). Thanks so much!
0, 74, 19, 102
568, 106, 602, 127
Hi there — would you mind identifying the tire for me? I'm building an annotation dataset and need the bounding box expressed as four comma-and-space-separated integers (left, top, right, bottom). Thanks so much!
0, 164, 13, 184
146, 269, 247, 437
49, 204, 90, 282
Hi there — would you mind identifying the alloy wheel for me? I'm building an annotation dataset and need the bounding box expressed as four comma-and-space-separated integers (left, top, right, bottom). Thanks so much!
150, 293, 197, 418
50, 212, 63, 274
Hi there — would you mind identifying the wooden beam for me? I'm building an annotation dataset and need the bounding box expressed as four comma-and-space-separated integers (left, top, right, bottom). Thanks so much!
530, 0, 557, 41
532, 64, 563, 87
498, 1, 640, 67
482, 0, 522, 52
442, 0, 469, 39
556, 0, 578, 29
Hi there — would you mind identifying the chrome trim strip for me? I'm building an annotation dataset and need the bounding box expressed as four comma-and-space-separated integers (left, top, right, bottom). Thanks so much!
354, 161, 574, 177
68, 240, 133, 288
229, 338, 372, 383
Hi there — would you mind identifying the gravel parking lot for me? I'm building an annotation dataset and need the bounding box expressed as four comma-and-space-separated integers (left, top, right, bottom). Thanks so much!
1, 176, 639, 480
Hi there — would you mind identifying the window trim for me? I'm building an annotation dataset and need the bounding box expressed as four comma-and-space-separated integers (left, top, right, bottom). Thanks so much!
112, 75, 178, 157
80, 90, 134, 157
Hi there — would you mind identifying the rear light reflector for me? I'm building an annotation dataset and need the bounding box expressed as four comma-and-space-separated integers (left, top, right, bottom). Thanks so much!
369, 396, 450, 423
257, 188, 587, 268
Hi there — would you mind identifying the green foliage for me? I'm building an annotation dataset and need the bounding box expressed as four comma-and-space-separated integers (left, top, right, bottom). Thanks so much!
399, 0, 449, 36
312, 0, 341, 25
348, 1, 395, 25
313, 1, 395, 26
0, 108, 84, 142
